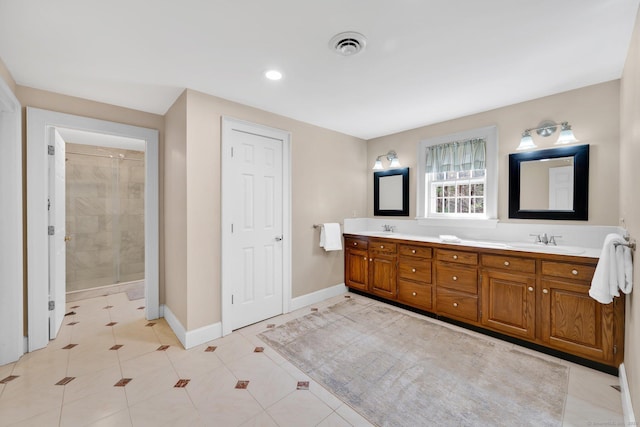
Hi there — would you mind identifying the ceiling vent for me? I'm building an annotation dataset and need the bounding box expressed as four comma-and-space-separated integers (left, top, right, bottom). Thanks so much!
329, 32, 367, 56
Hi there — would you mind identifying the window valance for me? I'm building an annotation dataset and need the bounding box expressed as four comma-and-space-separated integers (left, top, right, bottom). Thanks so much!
425, 138, 486, 173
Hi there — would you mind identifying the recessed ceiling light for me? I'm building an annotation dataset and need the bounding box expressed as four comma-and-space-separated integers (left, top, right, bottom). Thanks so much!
265, 70, 283, 81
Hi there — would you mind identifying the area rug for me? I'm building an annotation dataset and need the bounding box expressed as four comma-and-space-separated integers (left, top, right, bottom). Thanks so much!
259, 299, 568, 426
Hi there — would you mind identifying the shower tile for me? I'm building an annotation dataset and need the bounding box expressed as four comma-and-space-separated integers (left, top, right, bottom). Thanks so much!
130, 166, 145, 183
120, 246, 144, 263
76, 197, 108, 216
76, 215, 100, 233
127, 183, 144, 199
128, 198, 144, 214
67, 181, 99, 197
120, 272, 146, 283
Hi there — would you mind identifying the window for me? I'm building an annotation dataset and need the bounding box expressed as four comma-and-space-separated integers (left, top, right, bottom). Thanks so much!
430, 169, 485, 215
417, 126, 498, 223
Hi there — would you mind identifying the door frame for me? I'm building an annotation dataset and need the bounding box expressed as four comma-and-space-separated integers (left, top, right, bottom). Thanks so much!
26, 107, 160, 351
0, 78, 24, 365
220, 116, 291, 336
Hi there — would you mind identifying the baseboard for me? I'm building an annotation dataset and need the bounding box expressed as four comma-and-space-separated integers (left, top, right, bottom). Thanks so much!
290, 283, 347, 311
184, 321, 222, 349
161, 304, 222, 350
619, 363, 636, 425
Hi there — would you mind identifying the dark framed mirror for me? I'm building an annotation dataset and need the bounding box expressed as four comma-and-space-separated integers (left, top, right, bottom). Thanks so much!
509, 144, 589, 220
374, 167, 409, 216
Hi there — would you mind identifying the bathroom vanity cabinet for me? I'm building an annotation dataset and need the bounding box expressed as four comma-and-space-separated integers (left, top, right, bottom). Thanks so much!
343, 234, 624, 368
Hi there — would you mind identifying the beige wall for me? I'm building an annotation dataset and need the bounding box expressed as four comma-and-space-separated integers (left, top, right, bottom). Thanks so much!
163, 89, 367, 331
367, 81, 620, 225
620, 6, 640, 416
164, 92, 188, 325
0, 56, 16, 94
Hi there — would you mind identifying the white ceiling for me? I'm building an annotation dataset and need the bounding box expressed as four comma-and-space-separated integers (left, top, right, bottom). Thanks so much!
0, 0, 638, 140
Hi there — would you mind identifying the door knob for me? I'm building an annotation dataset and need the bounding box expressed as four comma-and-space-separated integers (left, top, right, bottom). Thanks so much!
275, 236, 283, 242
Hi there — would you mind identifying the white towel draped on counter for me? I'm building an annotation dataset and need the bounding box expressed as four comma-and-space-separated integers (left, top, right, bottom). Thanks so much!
589, 233, 634, 304
319, 223, 342, 251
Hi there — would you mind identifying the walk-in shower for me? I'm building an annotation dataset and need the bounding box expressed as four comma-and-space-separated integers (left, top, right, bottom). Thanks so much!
65, 143, 145, 293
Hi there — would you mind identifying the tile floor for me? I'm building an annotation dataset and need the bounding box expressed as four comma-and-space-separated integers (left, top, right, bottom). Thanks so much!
0, 291, 625, 426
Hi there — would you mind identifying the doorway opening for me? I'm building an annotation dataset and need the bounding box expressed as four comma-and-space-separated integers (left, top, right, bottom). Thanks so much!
63, 139, 146, 303
26, 108, 159, 352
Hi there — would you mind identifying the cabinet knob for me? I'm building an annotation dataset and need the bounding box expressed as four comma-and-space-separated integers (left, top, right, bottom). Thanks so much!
369, 258, 372, 262
453, 255, 458, 260
504, 261, 510, 266
528, 286, 534, 292
412, 292, 417, 296
380, 245, 384, 249
453, 302, 458, 307
452, 276, 458, 281
353, 242, 357, 246
363, 256, 367, 260
543, 289, 549, 294
571, 269, 578, 276
412, 268, 416, 273
412, 249, 416, 254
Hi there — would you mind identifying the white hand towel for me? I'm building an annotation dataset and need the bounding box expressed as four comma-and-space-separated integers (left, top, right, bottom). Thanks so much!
621, 244, 634, 294
319, 223, 342, 251
589, 233, 627, 304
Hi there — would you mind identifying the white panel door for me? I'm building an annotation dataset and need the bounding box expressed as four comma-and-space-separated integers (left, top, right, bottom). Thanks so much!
48, 128, 66, 339
229, 129, 284, 330
548, 165, 573, 210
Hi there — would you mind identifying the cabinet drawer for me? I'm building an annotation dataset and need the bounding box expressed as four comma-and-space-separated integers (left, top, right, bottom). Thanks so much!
370, 239, 397, 254
482, 254, 536, 274
437, 249, 478, 265
398, 281, 433, 311
399, 244, 432, 259
345, 237, 368, 250
436, 264, 478, 294
541, 261, 596, 281
398, 259, 432, 284
437, 288, 478, 322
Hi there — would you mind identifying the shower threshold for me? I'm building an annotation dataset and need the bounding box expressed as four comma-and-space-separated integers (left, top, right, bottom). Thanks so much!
66, 280, 144, 302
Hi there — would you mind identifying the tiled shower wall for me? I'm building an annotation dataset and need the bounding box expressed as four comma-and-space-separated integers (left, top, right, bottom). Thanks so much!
65, 143, 145, 292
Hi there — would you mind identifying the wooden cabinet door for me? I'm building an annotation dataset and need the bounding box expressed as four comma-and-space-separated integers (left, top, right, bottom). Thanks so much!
481, 270, 535, 339
540, 278, 616, 363
345, 248, 369, 291
370, 254, 397, 299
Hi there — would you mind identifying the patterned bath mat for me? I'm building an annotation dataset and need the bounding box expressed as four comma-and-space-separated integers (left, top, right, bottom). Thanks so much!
259, 299, 568, 427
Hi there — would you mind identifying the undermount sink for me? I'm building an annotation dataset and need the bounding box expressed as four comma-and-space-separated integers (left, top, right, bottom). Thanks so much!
362, 231, 396, 236
459, 240, 509, 249
507, 242, 585, 255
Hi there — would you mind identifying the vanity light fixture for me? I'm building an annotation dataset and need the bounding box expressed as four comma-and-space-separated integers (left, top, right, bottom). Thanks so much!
372, 150, 400, 170
516, 131, 536, 150
555, 122, 579, 145
516, 120, 578, 150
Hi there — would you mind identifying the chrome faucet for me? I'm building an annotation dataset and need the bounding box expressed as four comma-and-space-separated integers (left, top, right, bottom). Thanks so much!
529, 233, 562, 245
382, 224, 395, 232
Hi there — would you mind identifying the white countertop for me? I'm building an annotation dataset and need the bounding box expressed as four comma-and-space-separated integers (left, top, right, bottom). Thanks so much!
347, 231, 600, 258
